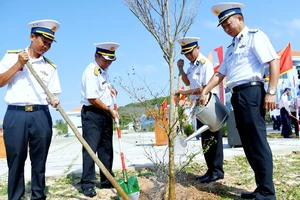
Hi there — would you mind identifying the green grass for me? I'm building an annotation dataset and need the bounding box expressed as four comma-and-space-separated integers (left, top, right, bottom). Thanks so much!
0, 183, 7, 196
267, 132, 299, 138
221, 151, 300, 199
0, 152, 300, 199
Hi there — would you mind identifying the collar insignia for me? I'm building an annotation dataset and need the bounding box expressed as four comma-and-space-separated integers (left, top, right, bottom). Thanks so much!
227, 43, 234, 48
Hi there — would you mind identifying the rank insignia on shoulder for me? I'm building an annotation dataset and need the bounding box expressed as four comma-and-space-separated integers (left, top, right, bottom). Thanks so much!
200, 58, 206, 65
239, 44, 246, 48
44, 57, 56, 68
94, 67, 99, 76
7, 50, 22, 53
249, 29, 259, 33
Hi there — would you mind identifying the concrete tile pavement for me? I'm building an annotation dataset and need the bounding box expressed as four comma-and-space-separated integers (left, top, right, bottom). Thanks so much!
0, 128, 300, 182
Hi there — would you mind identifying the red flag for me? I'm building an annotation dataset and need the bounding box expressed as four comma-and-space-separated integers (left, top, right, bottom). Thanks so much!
214, 64, 221, 73
160, 98, 168, 110
214, 46, 223, 63
214, 46, 223, 72
173, 86, 185, 103
264, 43, 293, 81
279, 43, 293, 75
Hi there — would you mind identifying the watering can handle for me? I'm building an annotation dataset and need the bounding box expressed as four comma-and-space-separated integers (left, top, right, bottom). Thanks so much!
185, 125, 210, 142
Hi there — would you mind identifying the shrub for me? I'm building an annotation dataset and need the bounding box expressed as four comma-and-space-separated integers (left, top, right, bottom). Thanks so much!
183, 123, 194, 137
222, 124, 228, 137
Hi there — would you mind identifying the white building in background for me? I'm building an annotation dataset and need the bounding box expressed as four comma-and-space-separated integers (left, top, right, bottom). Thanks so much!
140, 114, 154, 131
66, 106, 141, 133
66, 106, 82, 136
124, 122, 135, 131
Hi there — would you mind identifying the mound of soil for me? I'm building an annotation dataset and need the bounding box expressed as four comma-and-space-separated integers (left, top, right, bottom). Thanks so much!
91, 173, 252, 200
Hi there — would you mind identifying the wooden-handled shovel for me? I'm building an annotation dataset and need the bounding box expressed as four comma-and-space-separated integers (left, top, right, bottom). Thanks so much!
25, 62, 130, 200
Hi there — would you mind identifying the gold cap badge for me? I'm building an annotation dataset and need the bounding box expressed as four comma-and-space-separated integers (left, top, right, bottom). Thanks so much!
213, 9, 220, 16
51, 26, 57, 32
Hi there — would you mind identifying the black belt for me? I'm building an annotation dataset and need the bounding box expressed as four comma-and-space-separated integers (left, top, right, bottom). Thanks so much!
231, 81, 264, 93
82, 105, 112, 118
7, 105, 49, 112
82, 105, 111, 112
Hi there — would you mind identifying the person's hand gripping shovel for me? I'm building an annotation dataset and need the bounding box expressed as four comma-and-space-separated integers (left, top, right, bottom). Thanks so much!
111, 94, 140, 200
25, 62, 131, 200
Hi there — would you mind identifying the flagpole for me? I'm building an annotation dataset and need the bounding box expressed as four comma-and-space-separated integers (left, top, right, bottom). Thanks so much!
293, 71, 300, 139
213, 46, 225, 104
292, 75, 298, 118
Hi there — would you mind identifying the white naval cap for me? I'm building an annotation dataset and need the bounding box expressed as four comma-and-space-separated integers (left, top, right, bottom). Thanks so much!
211, 2, 244, 26
94, 42, 120, 61
177, 37, 199, 54
28, 19, 60, 42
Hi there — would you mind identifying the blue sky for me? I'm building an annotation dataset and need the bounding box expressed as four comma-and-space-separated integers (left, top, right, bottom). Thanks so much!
0, 0, 300, 123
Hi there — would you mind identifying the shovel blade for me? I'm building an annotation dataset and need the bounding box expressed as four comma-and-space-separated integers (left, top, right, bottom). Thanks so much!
117, 176, 140, 200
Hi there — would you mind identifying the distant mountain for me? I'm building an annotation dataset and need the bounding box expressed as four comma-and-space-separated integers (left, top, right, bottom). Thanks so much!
117, 96, 169, 128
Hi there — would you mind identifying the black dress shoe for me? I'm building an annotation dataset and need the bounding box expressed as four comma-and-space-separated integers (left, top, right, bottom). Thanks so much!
199, 175, 223, 183
241, 191, 257, 199
195, 173, 210, 180
83, 188, 97, 197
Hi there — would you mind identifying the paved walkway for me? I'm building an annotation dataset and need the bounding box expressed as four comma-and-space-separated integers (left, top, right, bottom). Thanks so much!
0, 127, 300, 181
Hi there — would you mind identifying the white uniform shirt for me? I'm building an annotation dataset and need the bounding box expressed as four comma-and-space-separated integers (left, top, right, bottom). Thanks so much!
0, 47, 61, 105
273, 108, 280, 116
81, 63, 112, 106
218, 26, 279, 89
269, 109, 274, 118
279, 93, 290, 113
186, 53, 217, 100
270, 108, 280, 117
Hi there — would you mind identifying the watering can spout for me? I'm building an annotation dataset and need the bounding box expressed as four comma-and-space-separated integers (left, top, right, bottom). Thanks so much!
186, 125, 210, 143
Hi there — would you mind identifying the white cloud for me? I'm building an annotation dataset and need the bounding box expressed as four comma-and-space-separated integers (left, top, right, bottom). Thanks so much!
287, 18, 300, 33
199, 19, 219, 29
267, 28, 285, 40
267, 18, 300, 37
268, 19, 281, 26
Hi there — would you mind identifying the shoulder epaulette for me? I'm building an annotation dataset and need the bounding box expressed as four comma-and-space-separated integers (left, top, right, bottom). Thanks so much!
7, 50, 22, 53
94, 67, 99, 76
44, 57, 56, 68
249, 29, 259, 33
200, 58, 206, 65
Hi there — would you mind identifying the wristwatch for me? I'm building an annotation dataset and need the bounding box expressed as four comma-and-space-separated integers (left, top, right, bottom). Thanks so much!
267, 89, 276, 95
